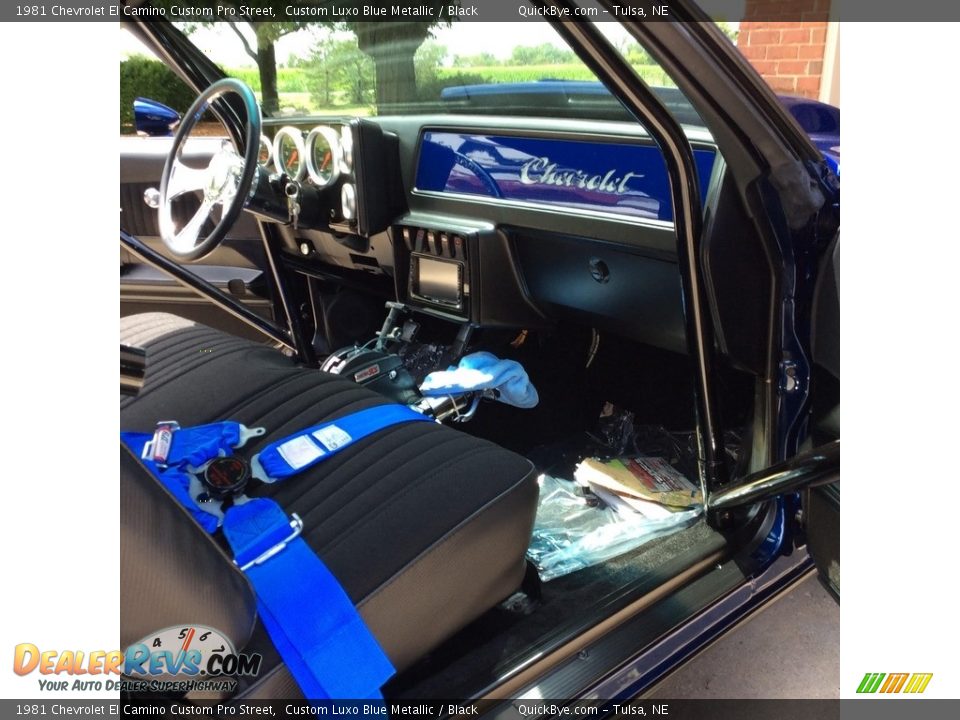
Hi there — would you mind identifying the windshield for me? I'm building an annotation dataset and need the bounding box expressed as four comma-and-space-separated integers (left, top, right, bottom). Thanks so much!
119, 1, 735, 130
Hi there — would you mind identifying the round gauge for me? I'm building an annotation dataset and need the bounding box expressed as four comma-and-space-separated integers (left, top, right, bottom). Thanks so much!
305, 126, 340, 187
257, 134, 272, 166
273, 126, 306, 180
339, 126, 354, 173
341, 182, 357, 221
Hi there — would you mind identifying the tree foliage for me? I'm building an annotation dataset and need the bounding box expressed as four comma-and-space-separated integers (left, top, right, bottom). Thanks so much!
345, 0, 451, 111
306, 33, 375, 107
451, 51, 497, 68
171, 0, 316, 114
510, 43, 576, 66
716, 22, 740, 43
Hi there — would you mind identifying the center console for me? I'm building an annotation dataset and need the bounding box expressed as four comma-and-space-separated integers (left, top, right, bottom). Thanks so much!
320, 300, 478, 423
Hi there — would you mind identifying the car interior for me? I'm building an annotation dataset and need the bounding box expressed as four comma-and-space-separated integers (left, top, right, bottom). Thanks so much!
119, 15, 839, 702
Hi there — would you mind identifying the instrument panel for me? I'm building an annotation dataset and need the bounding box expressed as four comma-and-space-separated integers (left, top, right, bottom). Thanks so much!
250, 120, 393, 236
267, 124, 354, 189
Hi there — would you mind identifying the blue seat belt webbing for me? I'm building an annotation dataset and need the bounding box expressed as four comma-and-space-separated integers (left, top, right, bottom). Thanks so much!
120, 431, 221, 533
255, 404, 433, 481
120, 403, 427, 699
223, 499, 394, 700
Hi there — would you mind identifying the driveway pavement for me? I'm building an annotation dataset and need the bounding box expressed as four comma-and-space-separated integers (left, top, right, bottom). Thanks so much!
652, 574, 839, 698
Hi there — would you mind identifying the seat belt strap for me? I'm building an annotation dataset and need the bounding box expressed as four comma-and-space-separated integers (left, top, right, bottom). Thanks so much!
252, 404, 433, 482
120, 404, 426, 698
120, 431, 223, 533
222, 498, 394, 700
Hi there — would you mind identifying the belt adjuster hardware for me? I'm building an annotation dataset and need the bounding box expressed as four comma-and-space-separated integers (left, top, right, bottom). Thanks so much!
235, 513, 304, 572
142, 420, 180, 467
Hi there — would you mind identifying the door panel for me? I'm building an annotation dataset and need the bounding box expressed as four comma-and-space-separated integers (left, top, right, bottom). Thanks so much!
120, 135, 275, 339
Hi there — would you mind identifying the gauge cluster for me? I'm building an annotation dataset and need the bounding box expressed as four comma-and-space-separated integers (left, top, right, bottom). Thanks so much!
254, 119, 404, 239
267, 124, 350, 190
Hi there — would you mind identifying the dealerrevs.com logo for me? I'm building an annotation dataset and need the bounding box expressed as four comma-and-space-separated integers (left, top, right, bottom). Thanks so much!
856, 672, 934, 694
13, 625, 262, 693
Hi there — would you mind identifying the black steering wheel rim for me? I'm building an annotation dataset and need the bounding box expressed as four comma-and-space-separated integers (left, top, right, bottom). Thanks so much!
158, 78, 261, 262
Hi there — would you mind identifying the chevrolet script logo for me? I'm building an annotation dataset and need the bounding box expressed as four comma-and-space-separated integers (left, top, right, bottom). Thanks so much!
857, 672, 933, 694
519, 157, 643, 195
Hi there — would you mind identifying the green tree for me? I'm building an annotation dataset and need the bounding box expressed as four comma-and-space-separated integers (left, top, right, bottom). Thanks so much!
308, 35, 375, 108
173, 1, 315, 115
624, 42, 653, 67
346, 1, 451, 112
414, 40, 448, 86
716, 22, 739, 43
307, 31, 338, 108
452, 51, 498, 68
219, 12, 308, 115
510, 43, 576, 65
332, 39, 375, 106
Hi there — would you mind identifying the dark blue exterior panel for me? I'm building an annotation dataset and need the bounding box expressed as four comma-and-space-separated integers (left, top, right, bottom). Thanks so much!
415, 131, 716, 222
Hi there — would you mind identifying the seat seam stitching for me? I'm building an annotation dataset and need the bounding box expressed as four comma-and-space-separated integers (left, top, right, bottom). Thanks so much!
292, 430, 467, 524
316, 444, 504, 558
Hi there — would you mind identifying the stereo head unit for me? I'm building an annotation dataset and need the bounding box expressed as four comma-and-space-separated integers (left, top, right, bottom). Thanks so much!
410, 255, 463, 310
400, 225, 471, 317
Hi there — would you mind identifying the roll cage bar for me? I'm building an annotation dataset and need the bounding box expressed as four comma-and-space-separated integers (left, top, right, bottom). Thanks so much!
119, 0, 840, 513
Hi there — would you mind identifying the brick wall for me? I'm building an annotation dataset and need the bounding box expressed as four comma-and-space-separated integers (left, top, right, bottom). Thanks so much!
737, 0, 831, 99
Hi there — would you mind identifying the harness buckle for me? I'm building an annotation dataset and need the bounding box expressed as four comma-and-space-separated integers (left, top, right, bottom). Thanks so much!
235, 513, 304, 572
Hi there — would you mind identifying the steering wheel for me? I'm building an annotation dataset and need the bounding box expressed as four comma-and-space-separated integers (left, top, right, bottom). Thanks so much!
158, 78, 261, 261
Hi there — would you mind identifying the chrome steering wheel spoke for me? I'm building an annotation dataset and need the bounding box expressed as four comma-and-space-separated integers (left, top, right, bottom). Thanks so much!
168, 197, 216, 254
167, 159, 208, 200
156, 78, 261, 262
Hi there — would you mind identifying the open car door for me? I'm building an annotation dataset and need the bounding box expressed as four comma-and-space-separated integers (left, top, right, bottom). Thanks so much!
120, 38, 276, 340
807, 230, 840, 598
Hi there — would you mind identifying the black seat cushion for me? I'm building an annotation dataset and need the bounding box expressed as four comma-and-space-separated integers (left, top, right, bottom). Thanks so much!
120, 313, 538, 692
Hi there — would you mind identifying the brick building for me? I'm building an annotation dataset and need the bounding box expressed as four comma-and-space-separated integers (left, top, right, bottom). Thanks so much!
736, 0, 840, 105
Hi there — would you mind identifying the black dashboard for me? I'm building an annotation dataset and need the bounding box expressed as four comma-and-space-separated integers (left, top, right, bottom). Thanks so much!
256, 114, 765, 364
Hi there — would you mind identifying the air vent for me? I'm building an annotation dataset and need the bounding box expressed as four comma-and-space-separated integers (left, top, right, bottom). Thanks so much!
397, 226, 466, 260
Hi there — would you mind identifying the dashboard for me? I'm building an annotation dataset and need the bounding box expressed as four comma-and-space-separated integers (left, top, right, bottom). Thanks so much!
250, 119, 404, 238
252, 115, 762, 362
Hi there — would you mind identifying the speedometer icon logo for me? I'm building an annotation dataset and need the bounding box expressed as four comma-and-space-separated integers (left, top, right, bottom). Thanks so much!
125, 625, 239, 681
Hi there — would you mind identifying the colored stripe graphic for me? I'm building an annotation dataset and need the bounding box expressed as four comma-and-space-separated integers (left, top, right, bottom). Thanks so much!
904, 673, 933, 694
856, 673, 885, 693
880, 673, 909, 693
857, 672, 932, 694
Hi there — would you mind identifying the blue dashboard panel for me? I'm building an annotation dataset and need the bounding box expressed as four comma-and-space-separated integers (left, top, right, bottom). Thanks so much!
415, 131, 716, 222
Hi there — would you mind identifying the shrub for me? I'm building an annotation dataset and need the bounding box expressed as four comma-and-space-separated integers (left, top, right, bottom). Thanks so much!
416, 72, 489, 102
225, 67, 309, 94
119, 55, 197, 132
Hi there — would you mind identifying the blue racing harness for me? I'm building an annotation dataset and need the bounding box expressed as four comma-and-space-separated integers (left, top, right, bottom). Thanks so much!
121, 403, 433, 699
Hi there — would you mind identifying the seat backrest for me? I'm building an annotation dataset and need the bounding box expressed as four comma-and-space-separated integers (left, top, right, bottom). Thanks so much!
120, 445, 257, 650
